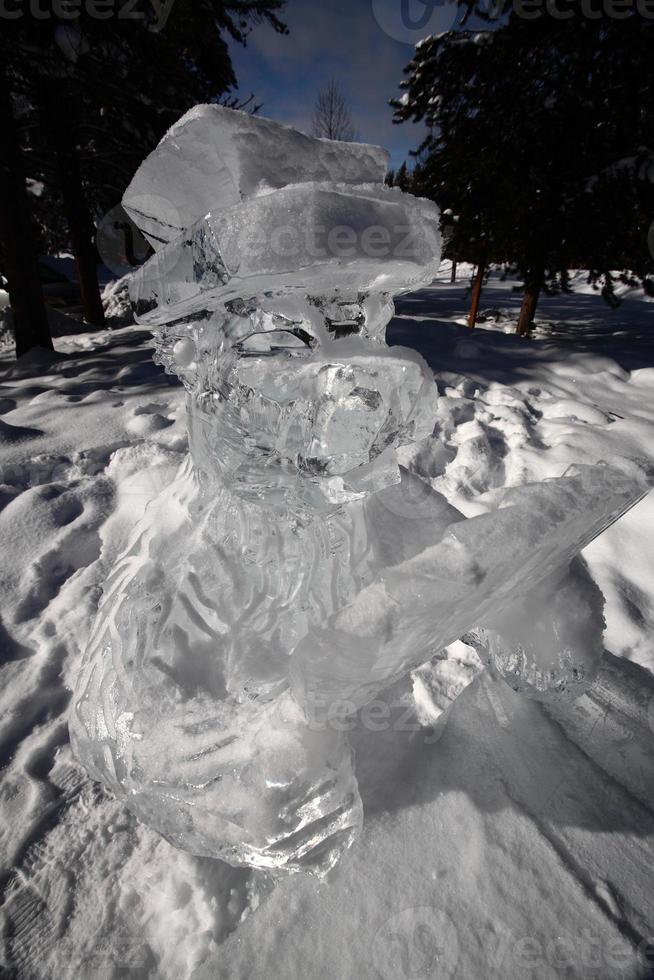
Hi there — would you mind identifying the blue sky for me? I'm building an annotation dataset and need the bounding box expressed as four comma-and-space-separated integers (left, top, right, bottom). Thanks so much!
228, 0, 463, 170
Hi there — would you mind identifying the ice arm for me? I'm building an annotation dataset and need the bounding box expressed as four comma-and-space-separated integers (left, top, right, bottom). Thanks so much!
290, 465, 649, 717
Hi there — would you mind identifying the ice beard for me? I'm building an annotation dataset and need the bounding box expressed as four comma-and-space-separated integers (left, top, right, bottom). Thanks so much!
69, 105, 650, 877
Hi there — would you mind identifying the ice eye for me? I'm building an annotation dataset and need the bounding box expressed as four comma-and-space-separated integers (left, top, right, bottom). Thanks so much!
326, 316, 364, 339
234, 329, 316, 356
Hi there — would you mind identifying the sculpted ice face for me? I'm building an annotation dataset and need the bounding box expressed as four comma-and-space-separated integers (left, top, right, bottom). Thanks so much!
164, 292, 439, 509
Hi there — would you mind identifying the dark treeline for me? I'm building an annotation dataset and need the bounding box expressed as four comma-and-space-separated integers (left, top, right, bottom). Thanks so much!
3, 4, 652, 355
392, 8, 654, 333
0, 0, 286, 355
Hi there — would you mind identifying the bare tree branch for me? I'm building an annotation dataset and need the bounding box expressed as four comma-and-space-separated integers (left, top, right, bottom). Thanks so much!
311, 77, 358, 142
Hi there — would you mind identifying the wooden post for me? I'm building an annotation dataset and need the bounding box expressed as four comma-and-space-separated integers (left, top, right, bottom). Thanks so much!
468, 256, 486, 329
450, 260, 457, 284
516, 269, 543, 336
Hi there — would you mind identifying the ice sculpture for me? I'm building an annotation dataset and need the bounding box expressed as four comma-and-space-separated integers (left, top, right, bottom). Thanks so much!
70, 107, 650, 876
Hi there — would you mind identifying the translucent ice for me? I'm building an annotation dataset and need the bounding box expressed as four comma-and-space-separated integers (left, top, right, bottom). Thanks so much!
128, 182, 442, 323
70, 106, 650, 876
469, 557, 606, 702
289, 465, 648, 716
123, 104, 389, 250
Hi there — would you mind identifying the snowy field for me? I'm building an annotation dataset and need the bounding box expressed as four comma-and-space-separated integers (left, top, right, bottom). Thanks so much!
1, 265, 653, 979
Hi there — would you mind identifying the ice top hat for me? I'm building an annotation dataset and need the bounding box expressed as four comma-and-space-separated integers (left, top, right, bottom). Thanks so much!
123, 103, 392, 250
123, 104, 442, 324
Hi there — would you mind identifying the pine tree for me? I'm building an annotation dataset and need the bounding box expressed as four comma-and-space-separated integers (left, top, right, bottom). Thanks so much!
393, 16, 654, 335
1, 0, 287, 352
394, 162, 410, 192
0, 81, 52, 356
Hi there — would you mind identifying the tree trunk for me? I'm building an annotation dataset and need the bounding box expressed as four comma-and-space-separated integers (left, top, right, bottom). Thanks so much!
516, 269, 543, 336
0, 84, 53, 357
40, 84, 105, 328
450, 260, 457, 284
468, 256, 487, 329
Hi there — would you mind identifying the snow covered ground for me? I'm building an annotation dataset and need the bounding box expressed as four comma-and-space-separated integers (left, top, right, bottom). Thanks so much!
0, 266, 653, 979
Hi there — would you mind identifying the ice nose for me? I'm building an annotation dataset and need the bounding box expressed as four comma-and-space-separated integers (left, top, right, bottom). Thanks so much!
302, 392, 388, 474
295, 354, 436, 476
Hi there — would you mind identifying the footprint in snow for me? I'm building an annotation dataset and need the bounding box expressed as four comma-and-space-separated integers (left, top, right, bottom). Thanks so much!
0, 396, 17, 414
126, 402, 174, 437
0, 418, 44, 444
8, 481, 112, 625
1, 748, 263, 980
133, 401, 172, 416
51, 494, 84, 527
